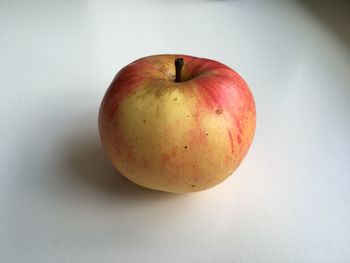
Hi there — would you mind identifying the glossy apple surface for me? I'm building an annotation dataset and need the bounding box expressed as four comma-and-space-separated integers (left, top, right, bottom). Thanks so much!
98, 54, 256, 193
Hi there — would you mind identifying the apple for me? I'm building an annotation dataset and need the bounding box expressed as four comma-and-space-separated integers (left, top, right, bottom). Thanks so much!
98, 54, 256, 193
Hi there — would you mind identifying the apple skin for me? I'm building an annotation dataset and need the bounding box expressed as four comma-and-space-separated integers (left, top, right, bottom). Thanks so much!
98, 54, 256, 193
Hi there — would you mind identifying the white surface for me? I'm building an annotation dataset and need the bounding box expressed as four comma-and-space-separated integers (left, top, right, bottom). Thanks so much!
1, 0, 350, 262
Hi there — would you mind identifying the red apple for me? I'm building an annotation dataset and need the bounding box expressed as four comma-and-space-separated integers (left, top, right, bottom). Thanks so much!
99, 54, 256, 193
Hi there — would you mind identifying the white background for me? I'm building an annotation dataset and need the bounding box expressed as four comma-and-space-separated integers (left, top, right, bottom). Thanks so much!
1, 0, 350, 262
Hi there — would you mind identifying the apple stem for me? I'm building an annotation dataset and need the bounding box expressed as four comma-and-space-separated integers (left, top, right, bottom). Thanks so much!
175, 58, 184, 82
